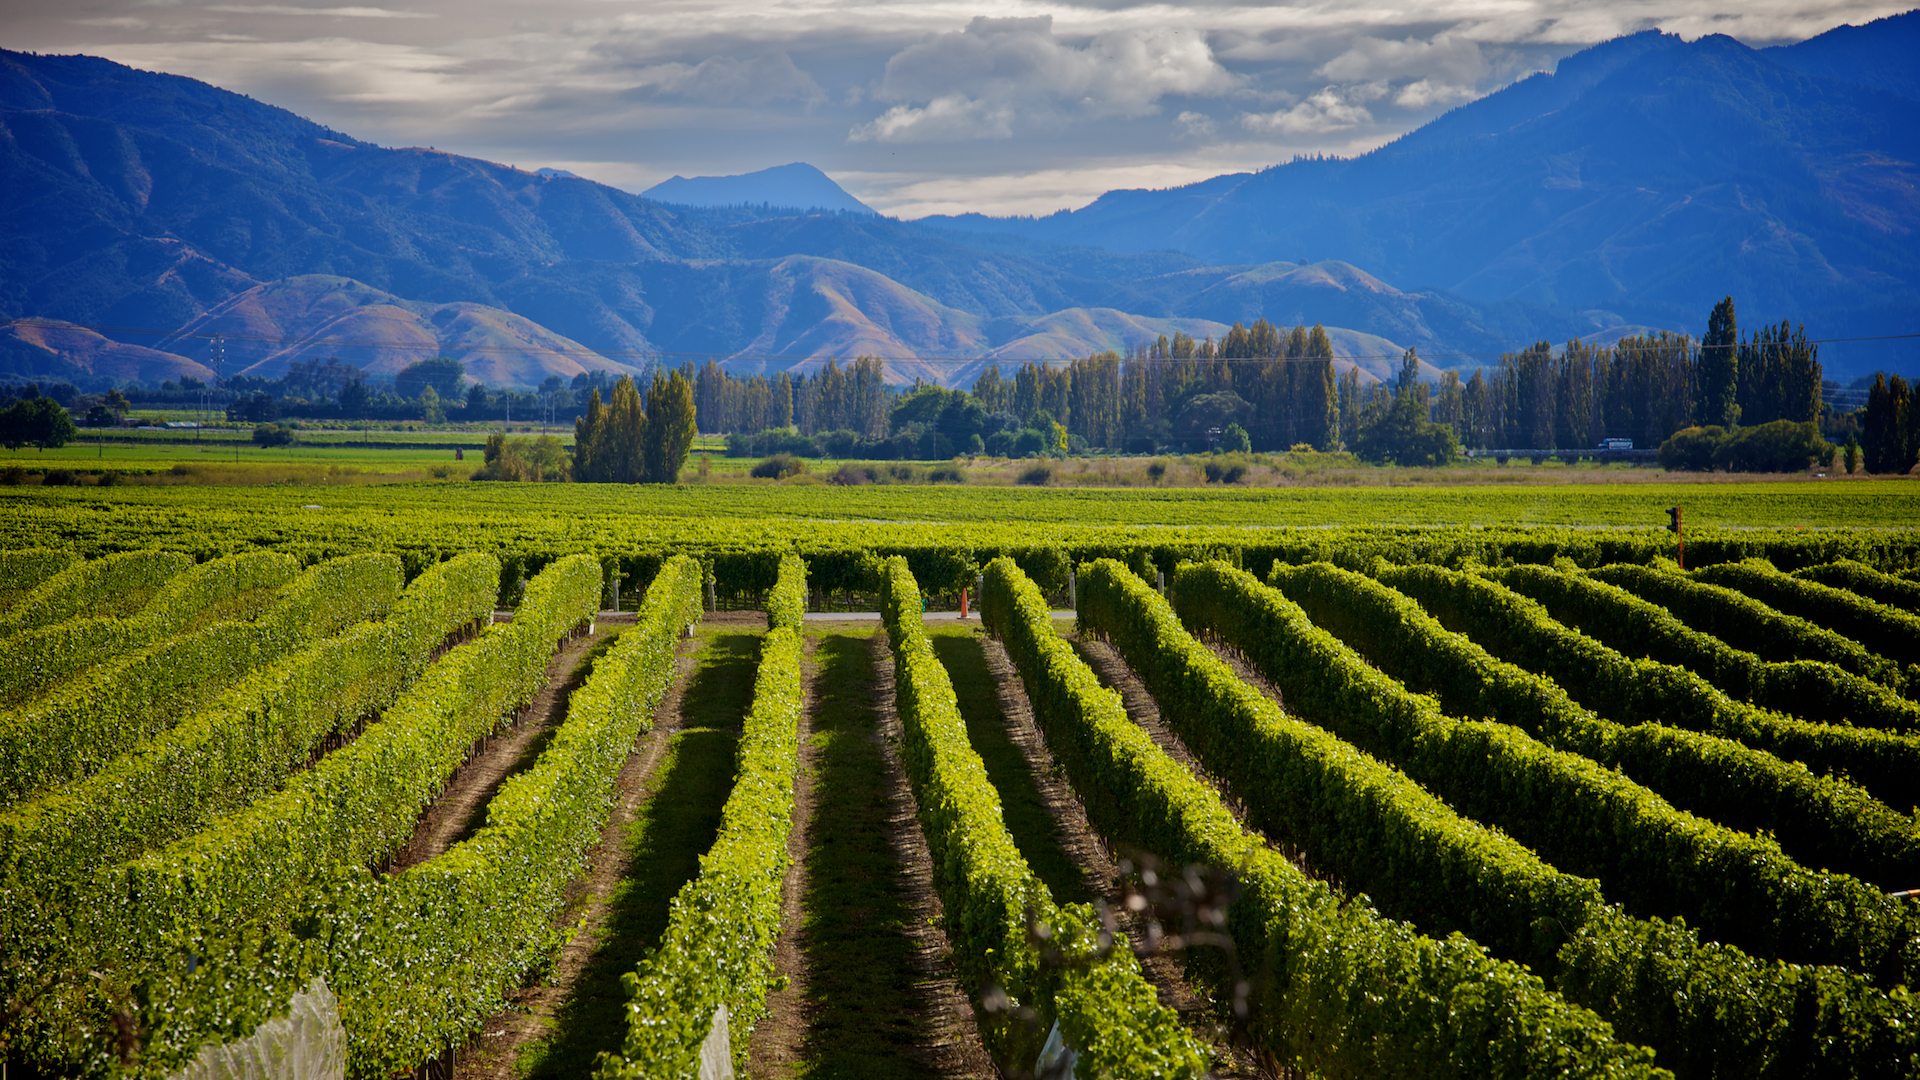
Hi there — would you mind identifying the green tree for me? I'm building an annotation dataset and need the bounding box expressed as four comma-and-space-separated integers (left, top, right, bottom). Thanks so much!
603, 376, 647, 483
643, 369, 697, 483
1355, 348, 1460, 466
1863, 374, 1917, 475
1698, 296, 1739, 428
395, 357, 467, 400
417, 384, 445, 424
252, 423, 294, 447
2, 398, 77, 451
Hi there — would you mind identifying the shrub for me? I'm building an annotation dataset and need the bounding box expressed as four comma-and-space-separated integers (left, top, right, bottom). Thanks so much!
41, 469, 78, 486
1659, 426, 1725, 470
750, 453, 807, 479
1016, 464, 1052, 485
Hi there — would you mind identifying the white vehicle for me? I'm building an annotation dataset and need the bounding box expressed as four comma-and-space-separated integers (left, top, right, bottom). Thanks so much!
1598, 438, 1633, 451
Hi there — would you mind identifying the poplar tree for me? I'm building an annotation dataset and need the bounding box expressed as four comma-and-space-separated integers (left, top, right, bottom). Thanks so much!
643, 369, 698, 483
1699, 296, 1739, 427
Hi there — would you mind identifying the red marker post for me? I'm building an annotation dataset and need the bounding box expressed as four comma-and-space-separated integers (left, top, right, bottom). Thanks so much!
1666, 505, 1684, 569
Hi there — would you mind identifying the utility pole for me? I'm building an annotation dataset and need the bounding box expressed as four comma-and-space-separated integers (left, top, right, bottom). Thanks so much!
1666, 505, 1684, 569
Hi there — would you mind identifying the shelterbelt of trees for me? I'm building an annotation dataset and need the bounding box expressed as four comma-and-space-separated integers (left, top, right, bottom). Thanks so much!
700, 298, 1912, 472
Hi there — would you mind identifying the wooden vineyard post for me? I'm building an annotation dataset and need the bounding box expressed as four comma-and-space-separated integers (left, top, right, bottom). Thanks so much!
1666, 505, 1684, 569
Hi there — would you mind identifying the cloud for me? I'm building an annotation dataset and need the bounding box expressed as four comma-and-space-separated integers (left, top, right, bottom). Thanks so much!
1316, 33, 1490, 85
1240, 85, 1382, 135
629, 52, 826, 108
850, 94, 1014, 142
849, 15, 1240, 142
204, 6, 437, 18
1394, 78, 1479, 108
1176, 110, 1216, 138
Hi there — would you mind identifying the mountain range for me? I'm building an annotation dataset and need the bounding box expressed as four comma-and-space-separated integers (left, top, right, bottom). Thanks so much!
924, 15, 1920, 375
0, 12, 1913, 392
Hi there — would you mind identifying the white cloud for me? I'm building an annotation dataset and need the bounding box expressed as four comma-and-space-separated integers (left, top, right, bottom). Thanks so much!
629, 51, 826, 108
1394, 77, 1479, 108
850, 94, 1015, 142
1317, 33, 1490, 85
1240, 84, 1381, 135
849, 15, 1240, 142
204, 6, 437, 18
1176, 110, 1216, 138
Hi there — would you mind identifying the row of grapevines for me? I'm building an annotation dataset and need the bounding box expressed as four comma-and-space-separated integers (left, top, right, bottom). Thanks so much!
881, 556, 1209, 1077
1593, 563, 1907, 691
0, 548, 193, 637
764, 552, 807, 631
1797, 559, 1920, 613
0, 547, 77, 612
130, 555, 703, 1078
1116, 560, 1919, 1079
1696, 559, 1920, 678
1374, 562, 1917, 886
98, 555, 600, 951
599, 554, 806, 1079
1261, 561, 1917, 983
1000, 556, 1667, 1079
1495, 564, 1920, 809
0, 549, 301, 707
0, 553, 502, 1069
0, 552, 402, 807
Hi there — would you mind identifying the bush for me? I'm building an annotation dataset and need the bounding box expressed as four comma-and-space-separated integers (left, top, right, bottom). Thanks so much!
1659, 426, 1725, 470
1011, 428, 1049, 457
1016, 464, 1052, 485
926, 464, 966, 484
1661, 421, 1833, 473
726, 428, 817, 459
252, 423, 294, 448
41, 469, 78, 486
750, 453, 807, 479
829, 462, 869, 485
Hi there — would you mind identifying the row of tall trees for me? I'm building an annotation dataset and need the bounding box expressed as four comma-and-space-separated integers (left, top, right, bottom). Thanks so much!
572, 371, 697, 483
1862, 374, 1920, 475
1439, 307, 1823, 453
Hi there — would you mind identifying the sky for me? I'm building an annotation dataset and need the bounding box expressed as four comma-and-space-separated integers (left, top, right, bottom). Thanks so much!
0, 0, 1910, 218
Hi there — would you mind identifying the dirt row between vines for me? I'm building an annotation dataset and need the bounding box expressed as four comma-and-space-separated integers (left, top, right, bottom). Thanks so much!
421, 614, 1295, 1080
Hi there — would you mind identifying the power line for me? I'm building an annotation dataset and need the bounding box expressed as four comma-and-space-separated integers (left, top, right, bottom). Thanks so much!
3, 317, 1916, 370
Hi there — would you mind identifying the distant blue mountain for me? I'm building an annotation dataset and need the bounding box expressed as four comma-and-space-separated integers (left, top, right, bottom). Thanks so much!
643, 163, 874, 215
1768, 9, 1920, 101
921, 19, 1920, 377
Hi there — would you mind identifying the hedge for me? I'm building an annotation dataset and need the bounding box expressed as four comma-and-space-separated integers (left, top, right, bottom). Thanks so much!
0, 553, 503, 1070
1796, 559, 1920, 615
1493, 563, 1920, 810
1592, 563, 1905, 690
1264, 561, 1918, 984
1004, 557, 1667, 1080
884, 556, 1208, 1078
1695, 559, 1920, 677
599, 556, 805, 1078
0, 547, 78, 612
124, 555, 703, 1079
0, 548, 193, 637
766, 553, 807, 632
1372, 561, 1919, 888
0, 552, 401, 807
0, 549, 301, 707
1162, 561, 1920, 1079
